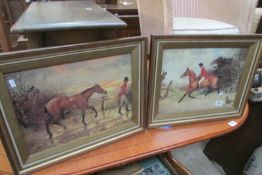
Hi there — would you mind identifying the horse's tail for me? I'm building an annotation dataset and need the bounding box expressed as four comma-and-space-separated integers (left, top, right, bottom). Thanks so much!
44, 106, 53, 121
44, 106, 48, 114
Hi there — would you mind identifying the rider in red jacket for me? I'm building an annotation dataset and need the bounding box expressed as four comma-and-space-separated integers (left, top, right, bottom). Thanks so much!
118, 77, 130, 114
198, 63, 208, 88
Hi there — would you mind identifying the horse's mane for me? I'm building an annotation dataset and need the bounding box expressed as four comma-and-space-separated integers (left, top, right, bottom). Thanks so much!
189, 69, 197, 79
80, 85, 96, 94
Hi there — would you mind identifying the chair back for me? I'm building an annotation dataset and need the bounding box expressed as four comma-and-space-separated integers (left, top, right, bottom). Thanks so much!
173, 0, 258, 34
137, 0, 174, 43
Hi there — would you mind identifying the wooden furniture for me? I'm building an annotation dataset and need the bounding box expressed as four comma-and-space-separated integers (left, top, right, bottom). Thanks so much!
0, 0, 28, 53
11, 1, 127, 48
48, 0, 112, 5
255, 1, 262, 42
258, 0, 262, 7
2, 0, 26, 27
0, 140, 12, 175
0, 1, 27, 52
101, 2, 140, 37
0, 3, 12, 52
164, 152, 192, 175
0, 104, 249, 175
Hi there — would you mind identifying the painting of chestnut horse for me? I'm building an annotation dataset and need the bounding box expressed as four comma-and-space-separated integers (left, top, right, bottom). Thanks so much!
178, 68, 219, 103
45, 84, 107, 139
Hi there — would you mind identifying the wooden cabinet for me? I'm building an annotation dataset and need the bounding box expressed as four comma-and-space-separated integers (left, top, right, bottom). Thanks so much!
101, 3, 141, 37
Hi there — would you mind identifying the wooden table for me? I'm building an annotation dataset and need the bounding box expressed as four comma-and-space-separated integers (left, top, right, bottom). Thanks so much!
10, 1, 127, 48
100, 2, 141, 37
0, 104, 249, 175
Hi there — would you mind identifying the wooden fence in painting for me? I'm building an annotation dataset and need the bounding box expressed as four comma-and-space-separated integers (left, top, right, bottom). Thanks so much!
88, 94, 119, 111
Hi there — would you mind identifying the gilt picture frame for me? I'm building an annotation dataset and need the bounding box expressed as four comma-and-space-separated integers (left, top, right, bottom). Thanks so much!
148, 35, 262, 127
0, 37, 147, 174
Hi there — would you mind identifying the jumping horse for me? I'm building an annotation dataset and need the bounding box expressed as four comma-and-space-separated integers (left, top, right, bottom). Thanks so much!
178, 68, 219, 103
44, 84, 107, 139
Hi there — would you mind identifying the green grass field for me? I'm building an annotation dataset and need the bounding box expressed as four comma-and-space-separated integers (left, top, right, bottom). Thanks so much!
159, 85, 236, 115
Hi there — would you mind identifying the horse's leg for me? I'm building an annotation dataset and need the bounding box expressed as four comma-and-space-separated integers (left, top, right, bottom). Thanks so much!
188, 91, 196, 99
53, 120, 66, 130
178, 92, 188, 103
205, 86, 211, 96
60, 108, 65, 119
217, 87, 220, 95
45, 116, 53, 139
87, 106, 98, 118
81, 108, 87, 126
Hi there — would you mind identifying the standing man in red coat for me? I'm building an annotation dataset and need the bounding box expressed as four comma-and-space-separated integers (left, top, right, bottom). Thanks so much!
118, 77, 130, 114
198, 63, 209, 88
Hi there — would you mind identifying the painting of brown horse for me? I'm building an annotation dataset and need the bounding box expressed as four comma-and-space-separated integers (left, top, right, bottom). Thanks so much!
178, 68, 219, 103
45, 84, 107, 139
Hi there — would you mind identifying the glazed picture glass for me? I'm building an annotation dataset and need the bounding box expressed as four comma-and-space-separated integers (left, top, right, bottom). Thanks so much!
148, 35, 261, 127
0, 38, 146, 174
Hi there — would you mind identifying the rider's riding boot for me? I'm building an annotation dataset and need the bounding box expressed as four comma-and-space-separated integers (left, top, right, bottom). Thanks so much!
118, 107, 123, 114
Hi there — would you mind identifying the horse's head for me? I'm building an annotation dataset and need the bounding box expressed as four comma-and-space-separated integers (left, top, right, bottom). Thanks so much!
161, 71, 167, 84
161, 71, 167, 80
180, 68, 190, 78
94, 84, 107, 94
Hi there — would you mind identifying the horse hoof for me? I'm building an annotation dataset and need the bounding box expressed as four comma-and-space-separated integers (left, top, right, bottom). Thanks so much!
49, 134, 53, 139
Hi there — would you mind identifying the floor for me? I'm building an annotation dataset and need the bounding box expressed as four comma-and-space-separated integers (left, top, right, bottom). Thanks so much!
205, 102, 262, 175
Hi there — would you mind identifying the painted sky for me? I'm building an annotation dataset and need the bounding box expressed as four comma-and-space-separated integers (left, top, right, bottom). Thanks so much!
6, 54, 131, 95
162, 48, 246, 86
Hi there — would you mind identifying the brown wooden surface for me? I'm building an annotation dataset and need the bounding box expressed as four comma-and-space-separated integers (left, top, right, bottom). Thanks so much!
4, 0, 26, 25
0, 104, 249, 175
101, 3, 140, 37
257, 16, 262, 33
0, 140, 13, 175
166, 152, 192, 175
0, 2, 12, 52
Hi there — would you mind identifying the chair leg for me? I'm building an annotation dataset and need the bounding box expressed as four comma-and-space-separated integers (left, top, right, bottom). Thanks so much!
0, 2, 12, 52
3, 0, 13, 25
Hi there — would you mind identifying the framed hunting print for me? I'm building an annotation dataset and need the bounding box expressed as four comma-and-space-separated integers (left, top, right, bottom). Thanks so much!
0, 37, 147, 174
148, 35, 262, 127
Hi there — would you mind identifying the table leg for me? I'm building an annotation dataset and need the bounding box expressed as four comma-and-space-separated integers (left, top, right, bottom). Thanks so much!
27, 32, 44, 48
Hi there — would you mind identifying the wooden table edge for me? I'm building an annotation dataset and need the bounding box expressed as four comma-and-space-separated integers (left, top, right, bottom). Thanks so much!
73, 104, 249, 175
1, 104, 249, 175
